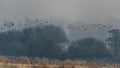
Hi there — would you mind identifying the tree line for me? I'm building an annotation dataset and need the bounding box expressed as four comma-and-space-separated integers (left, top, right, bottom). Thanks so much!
0, 19, 120, 62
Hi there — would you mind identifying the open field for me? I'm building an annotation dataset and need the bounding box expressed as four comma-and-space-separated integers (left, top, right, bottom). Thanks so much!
0, 56, 119, 68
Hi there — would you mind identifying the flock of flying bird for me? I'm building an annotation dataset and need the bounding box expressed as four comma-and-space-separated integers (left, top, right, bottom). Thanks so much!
0, 21, 15, 31
67, 23, 114, 31
0, 18, 114, 32
0, 18, 52, 31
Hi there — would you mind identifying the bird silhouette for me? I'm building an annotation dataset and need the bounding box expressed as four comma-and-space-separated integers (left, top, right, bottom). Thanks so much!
4, 24, 6, 26
0, 28, 4, 31
68, 26, 72, 29
108, 25, 113, 29
102, 25, 107, 27
97, 24, 101, 26
84, 28, 88, 31
11, 22, 14, 26
72, 27, 75, 30
36, 19, 39, 22
46, 21, 48, 23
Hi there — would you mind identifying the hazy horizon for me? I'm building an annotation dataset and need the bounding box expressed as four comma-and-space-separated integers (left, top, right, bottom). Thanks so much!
0, 0, 120, 22
0, 0, 120, 41
0, 1, 120, 62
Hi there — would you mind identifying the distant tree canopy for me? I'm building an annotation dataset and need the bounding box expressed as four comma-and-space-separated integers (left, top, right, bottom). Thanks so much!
0, 19, 115, 61
68, 37, 111, 60
22, 24, 68, 44
106, 29, 120, 56
0, 23, 67, 58
25, 36, 62, 58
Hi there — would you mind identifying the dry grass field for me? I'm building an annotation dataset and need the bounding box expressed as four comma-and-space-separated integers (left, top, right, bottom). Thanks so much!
0, 56, 119, 68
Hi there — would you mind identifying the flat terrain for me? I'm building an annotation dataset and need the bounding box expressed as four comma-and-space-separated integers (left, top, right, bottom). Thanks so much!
0, 56, 119, 68
0, 63, 119, 68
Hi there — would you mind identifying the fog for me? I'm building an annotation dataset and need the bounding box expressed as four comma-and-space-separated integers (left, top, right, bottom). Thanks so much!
0, 0, 120, 40
0, 0, 120, 22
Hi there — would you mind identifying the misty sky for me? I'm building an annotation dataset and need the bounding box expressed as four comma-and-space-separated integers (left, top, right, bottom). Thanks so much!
1, 0, 120, 40
0, 0, 120, 22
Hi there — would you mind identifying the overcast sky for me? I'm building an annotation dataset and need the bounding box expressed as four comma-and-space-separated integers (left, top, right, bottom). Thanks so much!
0, 0, 120, 22
1, 0, 120, 40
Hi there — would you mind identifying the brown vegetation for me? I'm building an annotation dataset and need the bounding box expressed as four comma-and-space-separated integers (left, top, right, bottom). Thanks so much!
0, 56, 119, 68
